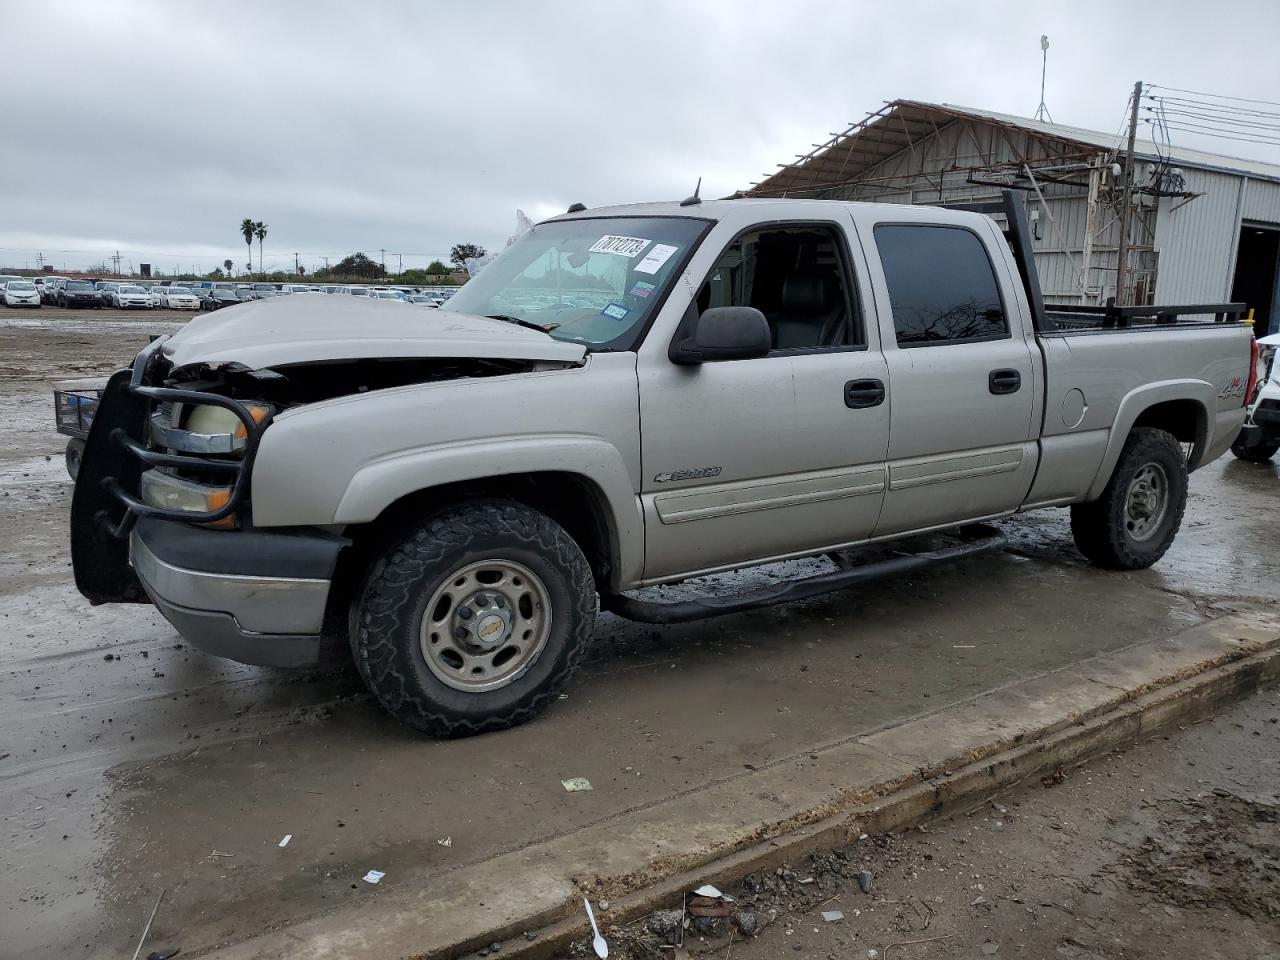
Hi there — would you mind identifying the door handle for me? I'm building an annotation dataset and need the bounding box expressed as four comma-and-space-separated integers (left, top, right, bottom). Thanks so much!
988, 369, 1022, 395
844, 378, 886, 409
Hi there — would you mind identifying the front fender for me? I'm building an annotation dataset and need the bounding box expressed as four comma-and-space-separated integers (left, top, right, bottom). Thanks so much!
1085, 379, 1213, 501
335, 435, 643, 583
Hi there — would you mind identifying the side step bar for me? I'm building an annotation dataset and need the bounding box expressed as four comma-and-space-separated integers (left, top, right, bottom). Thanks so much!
602, 525, 1008, 625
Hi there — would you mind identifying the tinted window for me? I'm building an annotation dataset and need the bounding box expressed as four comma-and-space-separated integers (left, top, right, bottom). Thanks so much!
696, 224, 860, 351
875, 225, 1007, 346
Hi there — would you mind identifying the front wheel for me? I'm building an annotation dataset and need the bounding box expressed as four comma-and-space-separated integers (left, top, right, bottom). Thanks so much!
351, 501, 597, 737
1070, 427, 1188, 570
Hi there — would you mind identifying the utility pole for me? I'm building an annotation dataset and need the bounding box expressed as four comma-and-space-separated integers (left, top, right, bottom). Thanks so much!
295, 252, 300, 276
1114, 80, 1142, 306
380, 248, 386, 275
398, 252, 403, 274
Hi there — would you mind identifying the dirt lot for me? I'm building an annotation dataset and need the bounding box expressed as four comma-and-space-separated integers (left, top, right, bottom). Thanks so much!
571, 691, 1280, 960
1, 310, 1277, 958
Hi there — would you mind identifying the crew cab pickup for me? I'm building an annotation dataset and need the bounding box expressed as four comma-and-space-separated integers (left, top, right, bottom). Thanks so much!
70, 191, 1256, 737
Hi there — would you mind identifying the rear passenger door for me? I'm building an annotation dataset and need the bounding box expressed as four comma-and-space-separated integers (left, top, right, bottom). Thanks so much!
859, 215, 1040, 537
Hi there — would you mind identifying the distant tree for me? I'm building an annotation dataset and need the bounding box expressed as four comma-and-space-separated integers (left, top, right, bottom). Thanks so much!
223, 258, 233, 276
332, 252, 383, 279
245, 260, 253, 274
450, 243, 485, 269
426, 259, 449, 275
254, 222, 268, 274
207, 267, 225, 279
297, 263, 307, 276
240, 219, 255, 274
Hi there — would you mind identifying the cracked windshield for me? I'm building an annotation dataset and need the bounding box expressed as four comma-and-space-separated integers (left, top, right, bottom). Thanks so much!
445, 217, 706, 347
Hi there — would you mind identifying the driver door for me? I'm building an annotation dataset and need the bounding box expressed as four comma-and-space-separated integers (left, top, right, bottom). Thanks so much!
638, 220, 890, 582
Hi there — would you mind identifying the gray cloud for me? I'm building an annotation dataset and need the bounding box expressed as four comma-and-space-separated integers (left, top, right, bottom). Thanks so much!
2, 0, 1277, 273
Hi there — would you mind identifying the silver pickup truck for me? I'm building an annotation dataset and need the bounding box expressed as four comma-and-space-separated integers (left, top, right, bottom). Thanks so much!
71, 191, 1257, 736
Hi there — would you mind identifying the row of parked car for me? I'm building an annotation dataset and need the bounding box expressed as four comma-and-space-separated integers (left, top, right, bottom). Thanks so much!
0, 275, 458, 310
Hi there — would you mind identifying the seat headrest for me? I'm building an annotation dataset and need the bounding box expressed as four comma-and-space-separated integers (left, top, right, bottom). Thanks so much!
780, 274, 827, 315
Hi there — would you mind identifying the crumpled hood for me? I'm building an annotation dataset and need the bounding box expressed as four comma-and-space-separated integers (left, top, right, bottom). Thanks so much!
160, 294, 587, 369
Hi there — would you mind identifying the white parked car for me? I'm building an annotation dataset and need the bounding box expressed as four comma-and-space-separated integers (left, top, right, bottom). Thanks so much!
374, 290, 408, 302
1232, 331, 1280, 462
152, 287, 201, 310
2, 279, 41, 307
111, 285, 154, 309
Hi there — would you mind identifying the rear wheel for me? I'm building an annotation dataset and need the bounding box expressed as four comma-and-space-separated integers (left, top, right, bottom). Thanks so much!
351, 501, 596, 737
65, 439, 86, 481
1070, 427, 1187, 570
1230, 432, 1279, 462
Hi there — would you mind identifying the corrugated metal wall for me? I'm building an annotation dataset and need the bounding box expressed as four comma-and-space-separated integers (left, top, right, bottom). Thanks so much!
1152, 169, 1243, 303
1242, 179, 1280, 224
806, 114, 1277, 309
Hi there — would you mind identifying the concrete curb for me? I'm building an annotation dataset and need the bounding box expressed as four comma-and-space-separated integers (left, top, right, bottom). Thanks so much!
206, 614, 1280, 960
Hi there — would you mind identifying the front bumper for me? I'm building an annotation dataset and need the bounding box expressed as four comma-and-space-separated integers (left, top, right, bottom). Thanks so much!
129, 518, 347, 668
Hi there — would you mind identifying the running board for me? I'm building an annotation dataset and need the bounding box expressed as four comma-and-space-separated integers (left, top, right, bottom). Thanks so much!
602, 525, 1008, 624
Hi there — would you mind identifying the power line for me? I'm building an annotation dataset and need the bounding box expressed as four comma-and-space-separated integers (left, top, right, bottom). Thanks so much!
1148, 118, 1280, 147
1147, 83, 1280, 111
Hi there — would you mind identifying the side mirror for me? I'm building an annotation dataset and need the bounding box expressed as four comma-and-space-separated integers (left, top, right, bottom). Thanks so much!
669, 306, 772, 365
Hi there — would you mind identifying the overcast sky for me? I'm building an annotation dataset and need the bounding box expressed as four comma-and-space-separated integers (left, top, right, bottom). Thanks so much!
2, 0, 1278, 275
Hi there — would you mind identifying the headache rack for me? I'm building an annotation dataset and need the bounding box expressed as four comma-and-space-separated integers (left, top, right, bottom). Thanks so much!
952, 190, 1247, 333
93, 337, 273, 537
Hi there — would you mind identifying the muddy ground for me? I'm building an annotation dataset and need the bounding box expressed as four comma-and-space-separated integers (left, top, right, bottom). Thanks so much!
1, 309, 1278, 958
571, 691, 1279, 960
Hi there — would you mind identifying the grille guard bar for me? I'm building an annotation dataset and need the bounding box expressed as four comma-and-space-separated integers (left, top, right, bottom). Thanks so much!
98, 337, 274, 537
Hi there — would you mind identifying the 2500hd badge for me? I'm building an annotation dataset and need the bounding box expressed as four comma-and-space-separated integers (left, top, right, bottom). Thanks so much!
653, 466, 723, 483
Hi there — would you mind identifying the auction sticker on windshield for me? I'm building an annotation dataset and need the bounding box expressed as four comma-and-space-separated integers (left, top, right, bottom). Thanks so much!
589, 235, 650, 257
633, 243, 678, 274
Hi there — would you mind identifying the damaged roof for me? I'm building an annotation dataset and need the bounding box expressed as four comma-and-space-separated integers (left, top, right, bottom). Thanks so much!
744, 98, 1280, 197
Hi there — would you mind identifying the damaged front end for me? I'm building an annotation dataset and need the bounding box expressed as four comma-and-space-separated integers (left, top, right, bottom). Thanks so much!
71, 335, 553, 605
70, 338, 271, 603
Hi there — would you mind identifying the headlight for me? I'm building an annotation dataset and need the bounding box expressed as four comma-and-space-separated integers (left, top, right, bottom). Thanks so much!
184, 401, 273, 442
141, 470, 232, 514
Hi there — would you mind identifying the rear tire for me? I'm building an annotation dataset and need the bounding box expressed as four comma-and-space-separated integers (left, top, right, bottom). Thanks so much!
65, 439, 86, 481
1070, 427, 1187, 570
351, 501, 596, 737
1230, 432, 1279, 462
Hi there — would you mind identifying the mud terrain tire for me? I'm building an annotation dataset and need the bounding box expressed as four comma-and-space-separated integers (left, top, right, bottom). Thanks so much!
352, 501, 596, 737
1070, 427, 1187, 570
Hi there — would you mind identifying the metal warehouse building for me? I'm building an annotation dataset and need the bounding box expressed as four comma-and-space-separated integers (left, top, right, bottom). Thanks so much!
740, 100, 1280, 336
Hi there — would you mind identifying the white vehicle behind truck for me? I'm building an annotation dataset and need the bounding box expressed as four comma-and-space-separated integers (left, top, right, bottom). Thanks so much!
70, 191, 1256, 737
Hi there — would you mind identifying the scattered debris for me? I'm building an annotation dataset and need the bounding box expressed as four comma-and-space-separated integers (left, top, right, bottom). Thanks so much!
733, 910, 759, 937
438, 836, 453, 847
130, 889, 165, 960
146, 951, 180, 960
687, 895, 734, 919
362, 870, 385, 884
692, 884, 733, 901
647, 909, 684, 939
856, 869, 874, 894
562, 777, 593, 792
821, 910, 844, 922
1041, 765, 1068, 787
278, 835, 292, 848
583, 898, 608, 959
980, 941, 1000, 955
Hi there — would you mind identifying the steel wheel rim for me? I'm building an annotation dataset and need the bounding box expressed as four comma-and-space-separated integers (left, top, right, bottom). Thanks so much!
1124, 461, 1169, 542
419, 558, 552, 693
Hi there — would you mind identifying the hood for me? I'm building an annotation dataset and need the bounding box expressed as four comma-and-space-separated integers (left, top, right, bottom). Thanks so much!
160, 293, 587, 369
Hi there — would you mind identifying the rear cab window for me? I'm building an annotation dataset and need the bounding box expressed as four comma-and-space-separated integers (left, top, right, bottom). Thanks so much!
874, 224, 1009, 347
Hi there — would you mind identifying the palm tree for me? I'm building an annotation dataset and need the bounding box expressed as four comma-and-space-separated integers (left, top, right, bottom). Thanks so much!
223, 258, 233, 277
254, 222, 268, 275
240, 219, 255, 275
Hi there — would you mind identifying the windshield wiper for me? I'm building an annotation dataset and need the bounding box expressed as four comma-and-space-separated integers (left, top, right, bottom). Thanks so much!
486, 314, 560, 333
